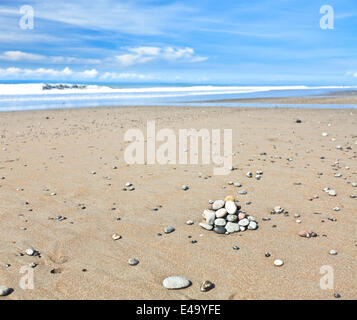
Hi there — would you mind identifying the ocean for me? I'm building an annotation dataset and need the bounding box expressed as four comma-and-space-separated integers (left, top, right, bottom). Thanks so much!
0, 83, 356, 112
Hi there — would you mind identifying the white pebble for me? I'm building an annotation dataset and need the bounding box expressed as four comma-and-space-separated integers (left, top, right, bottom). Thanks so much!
25, 248, 35, 256
274, 259, 284, 266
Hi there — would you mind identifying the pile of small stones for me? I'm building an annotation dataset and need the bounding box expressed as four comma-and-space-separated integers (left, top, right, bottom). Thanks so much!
199, 195, 258, 234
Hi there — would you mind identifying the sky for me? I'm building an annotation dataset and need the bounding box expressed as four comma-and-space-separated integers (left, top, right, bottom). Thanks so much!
0, 0, 356, 85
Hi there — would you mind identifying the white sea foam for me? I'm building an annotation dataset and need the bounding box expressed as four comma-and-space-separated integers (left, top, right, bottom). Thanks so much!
0, 83, 356, 111
1, 83, 354, 97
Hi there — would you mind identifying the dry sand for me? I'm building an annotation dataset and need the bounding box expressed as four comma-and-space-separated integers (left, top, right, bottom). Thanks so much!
0, 106, 356, 300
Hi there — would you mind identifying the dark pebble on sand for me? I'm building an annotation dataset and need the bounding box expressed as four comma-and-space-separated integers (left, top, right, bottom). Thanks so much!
213, 226, 226, 234
164, 227, 175, 234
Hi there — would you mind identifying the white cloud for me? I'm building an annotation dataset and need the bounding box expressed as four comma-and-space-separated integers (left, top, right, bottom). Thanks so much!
0, 66, 99, 79
101, 72, 153, 80
115, 46, 207, 67
0, 51, 101, 64
80, 69, 98, 78
15, 1, 194, 36
0, 51, 45, 61
0, 66, 153, 81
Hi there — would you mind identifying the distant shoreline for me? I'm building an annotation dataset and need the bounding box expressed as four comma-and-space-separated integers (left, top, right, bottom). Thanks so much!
196, 90, 357, 105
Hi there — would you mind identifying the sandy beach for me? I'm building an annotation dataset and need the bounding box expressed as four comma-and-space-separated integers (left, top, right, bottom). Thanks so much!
0, 105, 356, 300
201, 90, 357, 105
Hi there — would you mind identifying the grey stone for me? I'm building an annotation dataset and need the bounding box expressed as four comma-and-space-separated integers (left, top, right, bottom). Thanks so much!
328, 190, 337, 196
212, 200, 225, 210
203, 210, 216, 225
215, 208, 228, 218
0, 286, 12, 296
128, 258, 139, 266
214, 218, 226, 227
248, 221, 258, 230
213, 226, 226, 234
227, 214, 238, 222
238, 218, 249, 227
199, 222, 213, 231
164, 227, 175, 234
163, 276, 191, 290
225, 222, 240, 233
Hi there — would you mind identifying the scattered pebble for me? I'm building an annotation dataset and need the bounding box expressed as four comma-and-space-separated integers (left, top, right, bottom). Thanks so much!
25, 248, 35, 256
0, 285, 12, 296
164, 227, 175, 234
112, 233, 121, 240
200, 280, 214, 292
329, 250, 338, 255
274, 259, 284, 266
163, 276, 191, 290
128, 258, 139, 266
328, 190, 337, 196
273, 206, 284, 214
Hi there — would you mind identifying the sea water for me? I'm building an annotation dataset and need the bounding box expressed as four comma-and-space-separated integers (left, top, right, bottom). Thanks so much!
0, 82, 356, 112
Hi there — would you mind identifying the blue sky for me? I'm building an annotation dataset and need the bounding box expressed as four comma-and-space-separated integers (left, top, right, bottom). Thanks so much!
0, 0, 356, 84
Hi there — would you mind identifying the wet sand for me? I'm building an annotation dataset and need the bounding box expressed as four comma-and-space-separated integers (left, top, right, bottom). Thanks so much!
0, 106, 356, 300
201, 90, 357, 105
